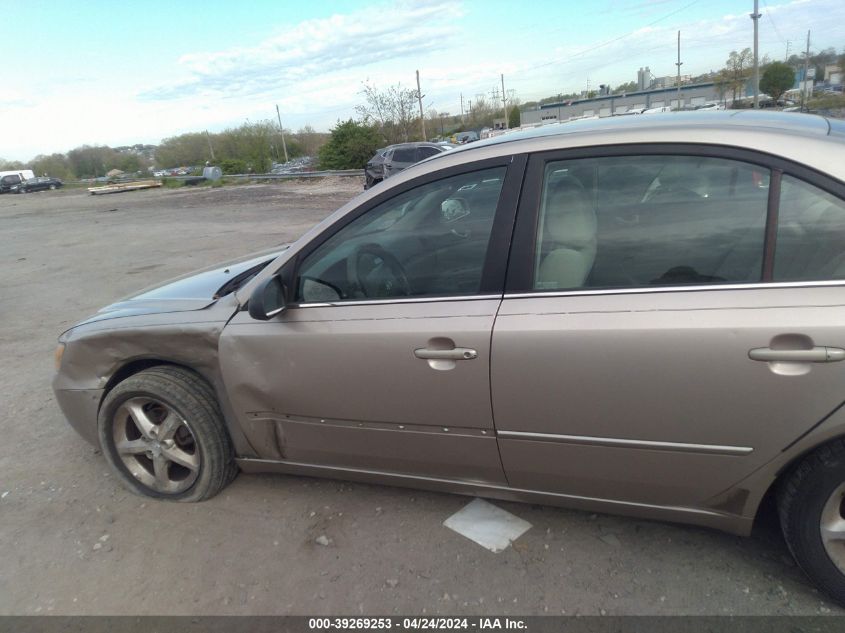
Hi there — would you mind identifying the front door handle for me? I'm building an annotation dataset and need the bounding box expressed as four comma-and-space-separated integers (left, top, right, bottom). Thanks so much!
414, 347, 478, 361
748, 347, 845, 363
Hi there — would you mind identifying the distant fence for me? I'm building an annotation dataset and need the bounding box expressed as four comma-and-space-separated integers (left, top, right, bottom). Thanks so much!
67, 169, 363, 186
224, 169, 364, 180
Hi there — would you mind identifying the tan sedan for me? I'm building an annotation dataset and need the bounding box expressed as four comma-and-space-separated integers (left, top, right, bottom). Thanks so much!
54, 111, 845, 604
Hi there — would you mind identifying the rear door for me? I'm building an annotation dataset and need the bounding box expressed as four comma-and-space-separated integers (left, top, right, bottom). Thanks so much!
221, 157, 525, 482
492, 146, 845, 508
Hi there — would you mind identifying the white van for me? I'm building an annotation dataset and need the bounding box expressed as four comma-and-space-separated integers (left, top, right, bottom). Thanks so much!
0, 169, 36, 193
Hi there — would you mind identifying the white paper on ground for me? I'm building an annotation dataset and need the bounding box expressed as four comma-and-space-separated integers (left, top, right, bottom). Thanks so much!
442, 498, 532, 553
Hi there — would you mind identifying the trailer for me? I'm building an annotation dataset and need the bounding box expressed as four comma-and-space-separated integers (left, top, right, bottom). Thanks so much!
87, 180, 163, 195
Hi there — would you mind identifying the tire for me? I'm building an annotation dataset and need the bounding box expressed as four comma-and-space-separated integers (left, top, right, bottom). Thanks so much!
98, 366, 237, 501
49, 184, 56, 190
778, 438, 845, 606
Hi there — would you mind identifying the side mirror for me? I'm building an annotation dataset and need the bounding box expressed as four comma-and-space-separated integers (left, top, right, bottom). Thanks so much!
248, 276, 287, 320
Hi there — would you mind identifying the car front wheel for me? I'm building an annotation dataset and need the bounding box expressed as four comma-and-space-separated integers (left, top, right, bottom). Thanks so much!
98, 366, 237, 501
779, 438, 845, 606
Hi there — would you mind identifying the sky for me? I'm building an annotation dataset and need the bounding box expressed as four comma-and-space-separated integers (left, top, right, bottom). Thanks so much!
1, 0, 843, 161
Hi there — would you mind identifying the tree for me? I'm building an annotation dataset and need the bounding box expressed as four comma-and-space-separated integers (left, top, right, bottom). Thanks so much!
67, 145, 114, 178
613, 81, 638, 95
356, 82, 421, 144
0, 158, 26, 170
508, 105, 521, 128
30, 153, 74, 179
760, 62, 795, 103
717, 48, 753, 105
293, 125, 328, 157
215, 120, 280, 173
156, 132, 210, 168
318, 120, 382, 170
465, 94, 497, 129
219, 158, 248, 175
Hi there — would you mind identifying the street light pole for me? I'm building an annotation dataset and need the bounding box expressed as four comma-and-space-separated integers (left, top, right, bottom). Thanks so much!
675, 31, 682, 109
801, 30, 811, 111
751, 0, 761, 108
501, 74, 508, 129
416, 70, 426, 140
275, 105, 289, 163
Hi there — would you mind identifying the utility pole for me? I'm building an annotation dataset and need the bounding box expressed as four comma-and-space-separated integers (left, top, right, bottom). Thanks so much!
675, 30, 682, 109
501, 73, 508, 129
275, 105, 289, 163
751, 0, 761, 108
460, 93, 464, 122
416, 70, 426, 140
801, 30, 811, 111
205, 130, 215, 162
785, 40, 791, 62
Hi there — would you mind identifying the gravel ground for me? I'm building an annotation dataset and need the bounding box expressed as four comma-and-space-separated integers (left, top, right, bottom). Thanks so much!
0, 180, 842, 616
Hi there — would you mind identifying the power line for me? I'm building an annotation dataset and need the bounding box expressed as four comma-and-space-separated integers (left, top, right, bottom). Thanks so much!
761, 0, 787, 45
516, 0, 702, 77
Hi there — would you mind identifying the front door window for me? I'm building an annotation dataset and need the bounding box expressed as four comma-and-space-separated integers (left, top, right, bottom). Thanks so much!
296, 167, 506, 302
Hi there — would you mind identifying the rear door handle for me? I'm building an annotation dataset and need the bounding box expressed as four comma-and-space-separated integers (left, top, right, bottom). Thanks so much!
414, 347, 478, 361
748, 347, 845, 362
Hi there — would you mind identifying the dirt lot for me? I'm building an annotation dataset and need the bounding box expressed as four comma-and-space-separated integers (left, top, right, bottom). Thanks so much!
0, 180, 841, 616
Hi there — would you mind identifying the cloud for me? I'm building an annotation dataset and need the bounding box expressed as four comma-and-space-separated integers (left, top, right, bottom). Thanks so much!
0, 88, 35, 109
515, 0, 845, 87
141, 0, 463, 101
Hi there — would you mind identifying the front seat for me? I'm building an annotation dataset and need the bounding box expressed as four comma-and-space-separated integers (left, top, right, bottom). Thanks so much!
535, 177, 598, 289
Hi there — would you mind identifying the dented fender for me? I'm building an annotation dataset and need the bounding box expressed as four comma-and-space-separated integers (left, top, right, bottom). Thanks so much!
53, 294, 258, 457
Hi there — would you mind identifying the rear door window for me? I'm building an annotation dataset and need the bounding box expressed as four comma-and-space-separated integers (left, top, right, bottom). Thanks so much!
529, 155, 770, 290
774, 175, 845, 281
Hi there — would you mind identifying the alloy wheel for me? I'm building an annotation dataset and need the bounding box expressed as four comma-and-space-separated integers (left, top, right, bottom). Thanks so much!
821, 482, 845, 573
111, 396, 200, 494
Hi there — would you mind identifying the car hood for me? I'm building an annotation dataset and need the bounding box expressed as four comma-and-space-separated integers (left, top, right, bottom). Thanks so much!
75, 246, 287, 326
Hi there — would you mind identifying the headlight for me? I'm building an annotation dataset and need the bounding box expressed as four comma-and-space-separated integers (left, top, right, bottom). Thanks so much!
55, 343, 66, 370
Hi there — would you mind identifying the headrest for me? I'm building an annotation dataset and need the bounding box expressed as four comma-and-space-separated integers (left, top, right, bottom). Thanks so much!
542, 177, 597, 249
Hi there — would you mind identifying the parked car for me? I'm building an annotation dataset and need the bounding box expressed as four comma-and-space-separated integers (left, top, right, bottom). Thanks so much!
54, 111, 845, 604
13, 176, 63, 193
364, 142, 451, 189
363, 145, 395, 189
453, 131, 479, 144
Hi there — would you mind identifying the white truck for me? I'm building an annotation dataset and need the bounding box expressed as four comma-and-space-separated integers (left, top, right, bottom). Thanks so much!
0, 169, 35, 193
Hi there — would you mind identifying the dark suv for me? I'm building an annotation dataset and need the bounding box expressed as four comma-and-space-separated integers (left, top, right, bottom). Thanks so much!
0, 174, 23, 194
364, 142, 453, 189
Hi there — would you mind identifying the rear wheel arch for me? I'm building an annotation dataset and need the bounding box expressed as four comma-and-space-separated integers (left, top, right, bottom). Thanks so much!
774, 436, 845, 605
752, 434, 845, 524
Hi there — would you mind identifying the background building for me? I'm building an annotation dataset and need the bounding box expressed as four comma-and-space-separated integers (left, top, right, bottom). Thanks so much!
520, 82, 721, 125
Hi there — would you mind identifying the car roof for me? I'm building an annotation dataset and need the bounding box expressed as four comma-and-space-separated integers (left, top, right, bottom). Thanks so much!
444, 111, 835, 158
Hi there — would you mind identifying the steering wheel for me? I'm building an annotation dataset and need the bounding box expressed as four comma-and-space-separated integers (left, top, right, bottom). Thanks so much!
349, 244, 411, 298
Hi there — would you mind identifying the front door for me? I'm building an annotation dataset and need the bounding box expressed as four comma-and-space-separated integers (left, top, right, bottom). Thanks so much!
221, 161, 523, 483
